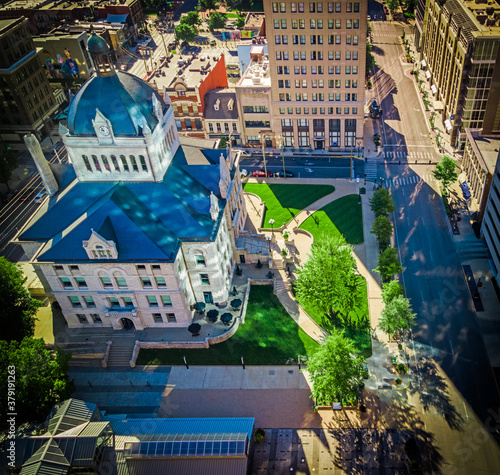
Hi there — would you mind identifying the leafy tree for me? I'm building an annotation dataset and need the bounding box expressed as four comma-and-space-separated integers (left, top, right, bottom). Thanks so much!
208, 11, 227, 30
382, 279, 403, 305
226, 0, 253, 11
307, 329, 366, 405
369, 187, 396, 217
235, 15, 246, 29
0, 147, 19, 191
433, 155, 458, 195
175, 23, 197, 44
387, 0, 400, 13
378, 295, 416, 338
401, 0, 417, 12
371, 214, 393, 250
0, 338, 74, 423
374, 247, 402, 283
180, 11, 202, 28
295, 235, 363, 322
366, 41, 375, 71
199, 0, 219, 11
0, 257, 42, 342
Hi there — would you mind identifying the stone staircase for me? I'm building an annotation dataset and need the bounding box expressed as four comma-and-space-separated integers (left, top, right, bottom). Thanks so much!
274, 278, 291, 296
106, 338, 136, 367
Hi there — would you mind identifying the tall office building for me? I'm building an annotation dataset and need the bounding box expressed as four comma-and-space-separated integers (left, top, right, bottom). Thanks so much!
263, 0, 367, 151
416, 0, 500, 150
0, 17, 58, 146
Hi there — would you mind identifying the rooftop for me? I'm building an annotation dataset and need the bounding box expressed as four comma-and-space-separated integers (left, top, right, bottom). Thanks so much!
204, 89, 238, 121
466, 128, 500, 173
243, 12, 265, 31
0, 17, 23, 33
443, 0, 500, 39
237, 56, 271, 87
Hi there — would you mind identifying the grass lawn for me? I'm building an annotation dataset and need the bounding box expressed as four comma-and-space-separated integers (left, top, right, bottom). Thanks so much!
300, 277, 372, 358
225, 12, 240, 17
137, 286, 319, 366
299, 194, 364, 245
244, 183, 334, 227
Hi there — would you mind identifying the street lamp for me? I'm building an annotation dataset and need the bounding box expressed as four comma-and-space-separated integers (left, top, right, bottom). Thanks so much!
276, 134, 286, 179
266, 235, 271, 255
259, 134, 268, 178
269, 218, 275, 235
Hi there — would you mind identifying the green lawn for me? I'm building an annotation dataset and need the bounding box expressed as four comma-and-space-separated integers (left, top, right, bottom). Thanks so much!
300, 277, 372, 358
244, 183, 335, 227
299, 194, 364, 245
225, 12, 240, 18
137, 286, 319, 366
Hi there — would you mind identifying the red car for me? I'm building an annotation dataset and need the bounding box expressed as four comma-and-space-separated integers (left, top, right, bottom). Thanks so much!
252, 169, 273, 177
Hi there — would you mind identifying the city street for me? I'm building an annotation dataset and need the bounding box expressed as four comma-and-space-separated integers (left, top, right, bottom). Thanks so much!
369, 15, 500, 422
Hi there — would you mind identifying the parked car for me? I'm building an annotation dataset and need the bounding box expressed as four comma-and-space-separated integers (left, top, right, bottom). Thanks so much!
240, 169, 249, 177
34, 190, 49, 203
238, 151, 251, 157
274, 170, 295, 177
252, 169, 273, 177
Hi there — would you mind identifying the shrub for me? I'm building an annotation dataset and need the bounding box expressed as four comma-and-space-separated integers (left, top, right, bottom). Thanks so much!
367, 81, 373, 88
395, 378, 402, 385
255, 428, 266, 441
396, 363, 408, 375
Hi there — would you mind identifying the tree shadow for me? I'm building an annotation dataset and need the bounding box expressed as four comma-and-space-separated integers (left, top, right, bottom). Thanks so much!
325, 393, 444, 473
371, 44, 385, 56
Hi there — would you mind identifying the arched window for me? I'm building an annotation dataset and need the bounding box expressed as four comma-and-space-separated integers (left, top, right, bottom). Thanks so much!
130, 155, 138, 172
110, 155, 120, 171
82, 155, 92, 172
92, 155, 101, 172
120, 155, 129, 172
139, 155, 147, 171
101, 155, 110, 171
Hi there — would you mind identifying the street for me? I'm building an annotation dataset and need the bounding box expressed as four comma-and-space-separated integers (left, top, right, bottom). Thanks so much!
369, 14, 500, 421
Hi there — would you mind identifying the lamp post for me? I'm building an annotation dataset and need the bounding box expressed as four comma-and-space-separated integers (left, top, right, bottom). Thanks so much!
269, 218, 275, 235
276, 134, 286, 179
259, 134, 268, 178
350, 139, 354, 180
266, 235, 271, 255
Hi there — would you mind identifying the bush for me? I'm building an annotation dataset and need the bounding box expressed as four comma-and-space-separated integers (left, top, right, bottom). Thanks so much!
442, 194, 452, 217
367, 81, 373, 88
395, 378, 402, 385
396, 363, 408, 375
255, 428, 266, 441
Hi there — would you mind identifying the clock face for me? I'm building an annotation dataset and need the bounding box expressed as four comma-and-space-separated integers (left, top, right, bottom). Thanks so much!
99, 126, 110, 136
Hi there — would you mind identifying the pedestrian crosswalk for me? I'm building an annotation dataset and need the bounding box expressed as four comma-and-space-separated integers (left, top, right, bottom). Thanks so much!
365, 159, 378, 180
382, 174, 436, 188
384, 151, 436, 162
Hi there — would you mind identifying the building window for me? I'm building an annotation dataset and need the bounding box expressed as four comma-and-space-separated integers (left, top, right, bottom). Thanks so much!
123, 297, 134, 307
76, 314, 88, 323
153, 313, 163, 323
84, 296, 96, 308
75, 277, 87, 288
82, 155, 92, 172
232, 123, 237, 132
120, 155, 129, 172
100, 277, 113, 289
152, 264, 161, 270
161, 295, 172, 307
141, 276, 152, 288
155, 276, 166, 287
200, 274, 210, 285
147, 296, 159, 307
115, 277, 127, 288
167, 313, 177, 323
69, 296, 82, 308
195, 254, 206, 265
91, 314, 102, 323
60, 277, 72, 288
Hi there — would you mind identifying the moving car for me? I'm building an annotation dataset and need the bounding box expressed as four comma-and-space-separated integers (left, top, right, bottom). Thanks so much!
240, 169, 249, 177
274, 170, 295, 177
252, 169, 273, 177
34, 190, 49, 203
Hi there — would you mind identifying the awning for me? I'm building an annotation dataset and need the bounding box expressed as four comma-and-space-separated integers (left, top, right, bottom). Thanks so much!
426, 70, 431, 79
421, 59, 427, 67
431, 84, 437, 94
445, 119, 452, 131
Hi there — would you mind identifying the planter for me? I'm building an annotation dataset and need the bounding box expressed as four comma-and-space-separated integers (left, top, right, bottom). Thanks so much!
395, 378, 402, 386
254, 428, 266, 442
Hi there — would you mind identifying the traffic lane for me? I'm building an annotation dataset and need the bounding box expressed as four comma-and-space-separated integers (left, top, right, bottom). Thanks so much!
242, 165, 352, 180
0, 198, 40, 250
392, 180, 499, 417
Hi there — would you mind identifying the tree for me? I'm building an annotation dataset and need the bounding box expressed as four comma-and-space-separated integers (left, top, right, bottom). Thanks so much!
0, 338, 74, 423
374, 247, 402, 283
0, 147, 19, 191
401, 0, 417, 12
199, 0, 219, 11
226, 0, 253, 11
433, 155, 458, 195
387, 0, 400, 14
366, 41, 375, 71
208, 11, 227, 30
180, 11, 202, 29
175, 23, 197, 44
378, 295, 416, 338
0, 257, 42, 342
382, 279, 403, 305
235, 15, 246, 29
295, 235, 363, 322
371, 215, 393, 250
369, 187, 396, 217
306, 329, 366, 405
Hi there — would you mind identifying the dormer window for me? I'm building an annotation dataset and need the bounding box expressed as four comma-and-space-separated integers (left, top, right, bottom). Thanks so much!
83, 230, 118, 259
228, 99, 234, 111
214, 98, 220, 111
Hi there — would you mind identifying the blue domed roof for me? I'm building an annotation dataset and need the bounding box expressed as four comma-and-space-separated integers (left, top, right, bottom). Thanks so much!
67, 71, 167, 136
87, 33, 109, 54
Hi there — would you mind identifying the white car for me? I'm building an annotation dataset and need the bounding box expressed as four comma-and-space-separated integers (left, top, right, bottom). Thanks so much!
240, 169, 249, 177
238, 151, 251, 157
34, 190, 48, 203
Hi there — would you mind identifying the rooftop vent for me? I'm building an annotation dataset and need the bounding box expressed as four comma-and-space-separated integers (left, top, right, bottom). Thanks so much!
214, 98, 220, 111
228, 98, 234, 110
